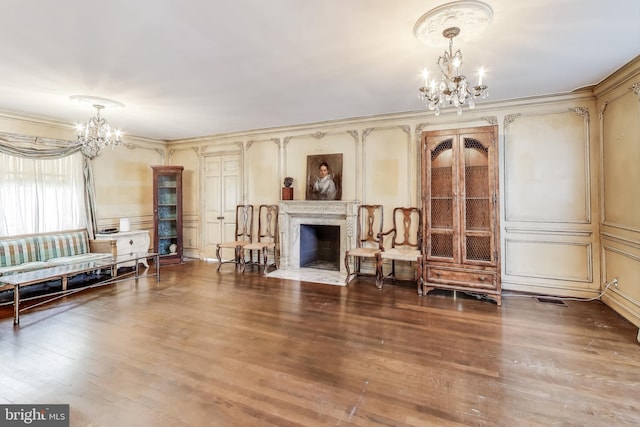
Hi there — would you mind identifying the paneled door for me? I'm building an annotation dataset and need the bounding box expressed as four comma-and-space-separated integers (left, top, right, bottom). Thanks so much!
202, 154, 242, 260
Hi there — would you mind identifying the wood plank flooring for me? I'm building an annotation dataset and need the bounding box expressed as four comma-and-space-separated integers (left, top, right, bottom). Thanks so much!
1, 260, 639, 426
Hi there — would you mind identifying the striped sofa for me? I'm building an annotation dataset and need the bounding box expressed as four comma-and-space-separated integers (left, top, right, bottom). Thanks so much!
0, 229, 116, 277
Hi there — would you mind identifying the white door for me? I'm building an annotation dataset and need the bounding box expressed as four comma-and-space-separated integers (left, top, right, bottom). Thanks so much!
203, 154, 242, 260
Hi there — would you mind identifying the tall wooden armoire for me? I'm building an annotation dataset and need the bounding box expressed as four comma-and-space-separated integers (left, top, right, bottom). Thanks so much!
421, 125, 501, 305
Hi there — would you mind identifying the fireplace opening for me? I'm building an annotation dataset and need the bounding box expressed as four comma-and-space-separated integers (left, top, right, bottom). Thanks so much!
300, 224, 340, 271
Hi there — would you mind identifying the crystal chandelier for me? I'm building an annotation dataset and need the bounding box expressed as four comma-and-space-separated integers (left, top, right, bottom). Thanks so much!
413, 1, 492, 116
70, 95, 124, 157
418, 26, 488, 116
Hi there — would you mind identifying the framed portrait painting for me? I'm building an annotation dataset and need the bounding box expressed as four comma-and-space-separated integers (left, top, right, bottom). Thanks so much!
305, 153, 342, 200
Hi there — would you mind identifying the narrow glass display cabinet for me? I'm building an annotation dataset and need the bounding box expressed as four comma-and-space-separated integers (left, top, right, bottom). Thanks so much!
152, 165, 184, 265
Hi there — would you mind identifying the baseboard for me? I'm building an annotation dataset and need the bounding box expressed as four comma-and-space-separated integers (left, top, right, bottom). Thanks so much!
601, 292, 640, 329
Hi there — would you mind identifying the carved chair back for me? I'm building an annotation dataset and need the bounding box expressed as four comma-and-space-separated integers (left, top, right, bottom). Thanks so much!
357, 205, 384, 249
380, 207, 422, 251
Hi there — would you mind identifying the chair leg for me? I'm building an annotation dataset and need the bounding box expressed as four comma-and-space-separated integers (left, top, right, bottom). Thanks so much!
240, 249, 246, 273
216, 245, 223, 272
375, 253, 383, 290
262, 247, 268, 275
235, 246, 243, 272
416, 255, 424, 296
344, 252, 352, 285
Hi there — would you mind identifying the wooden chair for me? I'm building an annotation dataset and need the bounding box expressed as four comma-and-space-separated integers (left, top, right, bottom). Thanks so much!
344, 204, 383, 284
375, 207, 424, 295
216, 204, 253, 272
240, 204, 279, 274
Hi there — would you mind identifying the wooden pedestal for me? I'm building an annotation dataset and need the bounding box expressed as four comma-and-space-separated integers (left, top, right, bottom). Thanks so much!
282, 187, 293, 200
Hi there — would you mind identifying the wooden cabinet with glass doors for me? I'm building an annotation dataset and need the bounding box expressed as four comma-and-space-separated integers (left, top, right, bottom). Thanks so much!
421, 125, 501, 305
152, 165, 184, 265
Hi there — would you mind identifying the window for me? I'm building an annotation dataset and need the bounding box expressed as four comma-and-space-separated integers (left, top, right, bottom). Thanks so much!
0, 152, 86, 236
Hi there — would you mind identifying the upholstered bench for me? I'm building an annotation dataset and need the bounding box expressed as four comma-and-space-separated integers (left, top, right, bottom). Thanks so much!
0, 229, 116, 278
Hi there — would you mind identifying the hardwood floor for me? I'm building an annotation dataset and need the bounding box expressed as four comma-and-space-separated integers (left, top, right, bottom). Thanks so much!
1, 260, 639, 426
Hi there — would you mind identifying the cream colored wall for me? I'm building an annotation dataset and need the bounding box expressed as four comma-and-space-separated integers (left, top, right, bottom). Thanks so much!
166, 90, 604, 289
92, 139, 164, 234
595, 56, 640, 327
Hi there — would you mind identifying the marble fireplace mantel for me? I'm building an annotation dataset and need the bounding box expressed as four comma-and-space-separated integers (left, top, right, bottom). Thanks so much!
278, 200, 360, 275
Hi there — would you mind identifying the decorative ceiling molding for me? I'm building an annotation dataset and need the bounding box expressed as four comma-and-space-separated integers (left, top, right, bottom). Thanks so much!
414, 0, 493, 45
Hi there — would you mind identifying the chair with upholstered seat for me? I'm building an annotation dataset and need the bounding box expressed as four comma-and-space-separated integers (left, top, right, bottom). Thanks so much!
240, 204, 279, 274
375, 207, 424, 294
216, 204, 253, 272
344, 204, 383, 285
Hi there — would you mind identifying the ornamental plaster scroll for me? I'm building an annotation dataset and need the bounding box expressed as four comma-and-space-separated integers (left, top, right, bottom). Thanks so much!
346, 130, 358, 142
282, 136, 292, 148
504, 113, 521, 130
192, 146, 209, 156
362, 128, 374, 140
154, 148, 165, 160
415, 123, 429, 135
312, 131, 327, 140
570, 107, 589, 120
599, 101, 608, 119
399, 125, 410, 135
243, 138, 279, 150
482, 116, 498, 125
631, 82, 640, 98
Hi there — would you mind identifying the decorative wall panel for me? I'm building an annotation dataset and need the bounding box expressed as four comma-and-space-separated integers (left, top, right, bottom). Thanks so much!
505, 239, 592, 282
504, 110, 590, 223
362, 126, 412, 228
602, 92, 640, 231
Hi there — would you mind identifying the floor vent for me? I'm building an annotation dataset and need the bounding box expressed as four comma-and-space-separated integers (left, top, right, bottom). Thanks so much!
535, 297, 567, 306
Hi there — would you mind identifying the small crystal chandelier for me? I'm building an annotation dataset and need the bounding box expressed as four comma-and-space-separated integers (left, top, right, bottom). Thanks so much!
70, 95, 124, 157
413, 1, 492, 116
418, 26, 488, 116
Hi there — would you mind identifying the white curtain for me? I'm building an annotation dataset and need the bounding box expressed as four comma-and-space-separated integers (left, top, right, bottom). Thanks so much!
0, 151, 87, 236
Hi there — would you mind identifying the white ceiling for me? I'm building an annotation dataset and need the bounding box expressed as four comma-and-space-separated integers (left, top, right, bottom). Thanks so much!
0, 0, 638, 141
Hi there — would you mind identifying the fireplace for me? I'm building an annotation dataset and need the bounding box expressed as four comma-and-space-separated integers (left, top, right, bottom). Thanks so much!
300, 224, 340, 270
278, 200, 360, 274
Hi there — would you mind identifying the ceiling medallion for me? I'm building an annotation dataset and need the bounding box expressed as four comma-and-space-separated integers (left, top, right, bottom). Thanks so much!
413, 0, 493, 45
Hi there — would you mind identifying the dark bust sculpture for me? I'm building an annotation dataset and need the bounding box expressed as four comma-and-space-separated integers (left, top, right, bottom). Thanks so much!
284, 177, 293, 188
